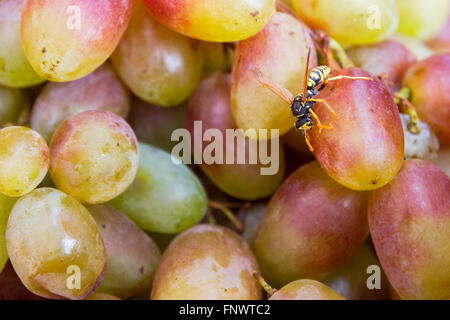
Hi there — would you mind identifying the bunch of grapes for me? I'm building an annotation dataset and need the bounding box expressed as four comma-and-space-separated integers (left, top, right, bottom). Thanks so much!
0, 0, 449, 301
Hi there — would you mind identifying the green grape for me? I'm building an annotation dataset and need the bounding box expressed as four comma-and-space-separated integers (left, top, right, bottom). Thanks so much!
30, 63, 130, 142
142, 0, 275, 42
270, 280, 346, 300
292, 0, 399, 45
0, 0, 44, 88
396, 0, 450, 41
21, 0, 133, 82
151, 224, 262, 300
0, 194, 16, 273
111, 2, 203, 107
110, 143, 208, 234
0, 126, 49, 197
0, 86, 30, 126
6, 188, 106, 299
87, 204, 161, 299
49, 110, 139, 205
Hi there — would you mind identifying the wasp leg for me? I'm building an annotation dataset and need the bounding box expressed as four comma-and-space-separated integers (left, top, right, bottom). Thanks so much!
253, 68, 293, 105
309, 98, 339, 119
304, 130, 314, 152
324, 75, 373, 85
310, 109, 333, 133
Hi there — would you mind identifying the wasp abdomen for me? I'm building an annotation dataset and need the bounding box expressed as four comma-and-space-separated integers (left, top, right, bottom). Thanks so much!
307, 66, 331, 89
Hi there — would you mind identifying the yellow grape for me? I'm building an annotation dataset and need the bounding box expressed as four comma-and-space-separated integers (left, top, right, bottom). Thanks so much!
142, 0, 276, 42
292, 0, 399, 45
396, 0, 450, 41
0, 126, 49, 197
6, 188, 106, 299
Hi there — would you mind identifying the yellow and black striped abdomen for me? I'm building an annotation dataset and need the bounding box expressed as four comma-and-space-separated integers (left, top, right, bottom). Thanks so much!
307, 66, 331, 89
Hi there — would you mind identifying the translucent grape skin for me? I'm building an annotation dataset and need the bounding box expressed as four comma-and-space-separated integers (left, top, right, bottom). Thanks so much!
199, 42, 234, 73
49, 110, 139, 205
128, 97, 186, 153
231, 12, 317, 139
6, 188, 106, 300
323, 242, 392, 300
85, 292, 120, 300
254, 161, 369, 288
21, 0, 133, 82
391, 34, 434, 61
432, 145, 450, 177
292, 0, 399, 45
30, 63, 130, 142
187, 73, 286, 200
403, 54, 450, 143
0, 194, 16, 273
0, 0, 44, 88
309, 68, 404, 191
369, 160, 450, 300
110, 143, 208, 234
0, 86, 30, 127
87, 204, 161, 299
396, 0, 450, 41
346, 40, 416, 92
151, 224, 263, 300
0, 126, 49, 197
270, 279, 346, 300
111, 2, 203, 107
142, 0, 275, 42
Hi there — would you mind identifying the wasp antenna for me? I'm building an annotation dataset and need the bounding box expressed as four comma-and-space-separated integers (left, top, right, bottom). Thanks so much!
302, 48, 311, 103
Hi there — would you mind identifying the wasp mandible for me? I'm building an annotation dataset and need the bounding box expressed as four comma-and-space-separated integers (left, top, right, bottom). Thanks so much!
254, 49, 373, 151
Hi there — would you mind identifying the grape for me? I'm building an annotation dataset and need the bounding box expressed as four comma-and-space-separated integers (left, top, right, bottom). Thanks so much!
309, 68, 404, 191
427, 17, 450, 53
199, 42, 234, 73
111, 2, 203, 107
87, 204, 161, 299
391, 34, 434, 61
270, 279, 346, 300
128, 98, 186, 153
151, 224, 262, 300
292, 0, 399, 45
0, 0, 44, 88
231, 12, 317, 139
110, 143, 207, 234
254, 161, 369, 288
396, 0, 450, 41
0, 194, 16, 273
369, 160, 450, 300
187, 73, 286, 200
403, 54, 450, 143
346, 40, 416, 92
432, 145, 450, 177
85, 292, 120, 300
323, 242, 391, 300
6, 188, 106, 299
401, 114, 440, 160
21, 0, 133, 82
0, 261, 45, 300
142, 0, 275, 42
49, 110, 139, 204
0, 126, 49, 197
281, 128, 314, 159
0, 86, 30, 127
30, 63, 130, 142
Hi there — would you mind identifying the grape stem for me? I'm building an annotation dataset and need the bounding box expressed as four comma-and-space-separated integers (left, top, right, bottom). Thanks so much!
208, 201, 243, 231
310, 30, 355, 71
394, 87, 421, 134
253, 270, 277, 298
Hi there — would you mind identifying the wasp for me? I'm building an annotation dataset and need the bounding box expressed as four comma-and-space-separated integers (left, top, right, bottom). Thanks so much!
254, 49, 372, 151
